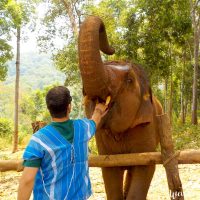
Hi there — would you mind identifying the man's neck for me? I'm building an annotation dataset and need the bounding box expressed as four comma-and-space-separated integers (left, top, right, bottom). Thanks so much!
52, 116, 69, 122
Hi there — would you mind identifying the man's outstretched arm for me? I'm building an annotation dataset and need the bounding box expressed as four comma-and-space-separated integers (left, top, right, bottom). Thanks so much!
18, 167, 38, 200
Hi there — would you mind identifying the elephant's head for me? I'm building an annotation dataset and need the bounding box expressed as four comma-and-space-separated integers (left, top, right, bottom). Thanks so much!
78, 16, 153, 133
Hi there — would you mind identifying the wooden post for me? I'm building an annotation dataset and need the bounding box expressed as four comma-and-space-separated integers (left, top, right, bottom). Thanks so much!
157, 114, 184, 200
31, 121, 47, 133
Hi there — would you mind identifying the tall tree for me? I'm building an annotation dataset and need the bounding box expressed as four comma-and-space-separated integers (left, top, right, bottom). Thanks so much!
14, 25, 20, 153
180, 50, 186, 124
6, 0, 38, 152
5, 0, 23, 152
190, 0, 200, 124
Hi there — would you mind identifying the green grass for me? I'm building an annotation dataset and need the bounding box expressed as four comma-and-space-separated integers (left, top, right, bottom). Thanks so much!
0, 132, 31, 150
0, 137, 12, 150
173, 123, 200, 150
89, 137, 98, 155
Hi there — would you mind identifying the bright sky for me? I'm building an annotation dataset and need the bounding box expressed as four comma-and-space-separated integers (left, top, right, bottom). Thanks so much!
10, 2, 64, 54
10, 29, 37, 53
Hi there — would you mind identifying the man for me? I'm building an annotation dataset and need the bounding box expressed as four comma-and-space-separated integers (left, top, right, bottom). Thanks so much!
18, 86, 108, 200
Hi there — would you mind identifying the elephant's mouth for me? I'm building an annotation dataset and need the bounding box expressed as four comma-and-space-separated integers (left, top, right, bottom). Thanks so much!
94, 96, 115, 111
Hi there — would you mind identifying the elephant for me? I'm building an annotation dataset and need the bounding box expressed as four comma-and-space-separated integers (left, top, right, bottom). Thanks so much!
78, 16, 163, 200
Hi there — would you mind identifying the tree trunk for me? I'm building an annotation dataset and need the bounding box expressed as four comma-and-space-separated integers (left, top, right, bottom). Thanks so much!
180, 86, 185, 124
185, 99, 188, 119
164, 78, 168, 113
190, 0, 200, 125
12, 26, 20, 153
62, 0, 78, 37
191, 28, 199, 124
180, 51, 186, 124
169, 66, 173, 125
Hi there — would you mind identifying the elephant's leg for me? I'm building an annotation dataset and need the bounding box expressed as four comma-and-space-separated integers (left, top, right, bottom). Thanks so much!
102, 167, 124, 200
126, 165, 155, 200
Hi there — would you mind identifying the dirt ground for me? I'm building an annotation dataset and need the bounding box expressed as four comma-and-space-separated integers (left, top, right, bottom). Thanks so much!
1, 149, 200, 200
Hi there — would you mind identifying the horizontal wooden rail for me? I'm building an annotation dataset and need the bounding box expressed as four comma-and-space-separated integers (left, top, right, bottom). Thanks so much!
1, 149, 200, 172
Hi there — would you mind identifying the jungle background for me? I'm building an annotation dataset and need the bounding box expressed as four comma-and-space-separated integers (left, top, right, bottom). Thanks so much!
1, 0, 200, 199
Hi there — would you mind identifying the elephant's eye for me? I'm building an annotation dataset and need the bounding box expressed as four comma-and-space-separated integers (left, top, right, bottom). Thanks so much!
127, 78, 133, 84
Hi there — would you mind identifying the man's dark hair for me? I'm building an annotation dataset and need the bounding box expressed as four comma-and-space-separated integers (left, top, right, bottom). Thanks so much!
46, 86, 72, 118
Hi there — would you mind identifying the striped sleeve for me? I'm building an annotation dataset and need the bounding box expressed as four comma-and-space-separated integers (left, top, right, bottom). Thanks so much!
23, 134, 44, 161
79, 118, 96, 140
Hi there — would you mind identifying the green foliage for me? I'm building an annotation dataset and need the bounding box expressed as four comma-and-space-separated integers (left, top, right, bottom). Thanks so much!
5, 0, 38, 28
0, 117, 32, 148
0, 0, 38, 81
18, 128, 31, 145
89, 137, 98, 155
5, 0, 25, 27
173, 123, 200, 150
86, 0, 131, 60
37, 0, 84, 52
0, 40, 13, 77
0, 64, 8, 82
20, 90, 46, 121
37, 0, 69, 52
53, 40, 80, 85
69, 84, 84, 119
20, 85, 55, 123
5, 52, 65, 89
124, 0, 192, 82
37, 0, 87, 85
0, 83, 14, 119
0, 1, 13, 81
0, 118, 13, 138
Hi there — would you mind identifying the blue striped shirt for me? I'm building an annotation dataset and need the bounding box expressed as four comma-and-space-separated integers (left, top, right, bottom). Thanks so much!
23, 118, 96, 200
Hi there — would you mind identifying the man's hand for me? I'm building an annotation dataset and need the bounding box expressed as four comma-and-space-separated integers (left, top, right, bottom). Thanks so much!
18, 167, 39, 200
91, 100, 109, 127
94, 103, 108, 116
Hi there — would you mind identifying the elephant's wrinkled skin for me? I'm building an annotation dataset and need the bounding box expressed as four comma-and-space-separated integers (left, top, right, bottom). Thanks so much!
78, 16, 163, 200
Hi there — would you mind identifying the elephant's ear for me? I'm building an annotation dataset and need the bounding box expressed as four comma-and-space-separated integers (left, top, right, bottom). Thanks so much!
131, 92, 153, 128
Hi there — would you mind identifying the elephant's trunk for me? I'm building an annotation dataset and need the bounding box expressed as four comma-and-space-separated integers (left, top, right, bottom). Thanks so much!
78, 16, 115, 99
